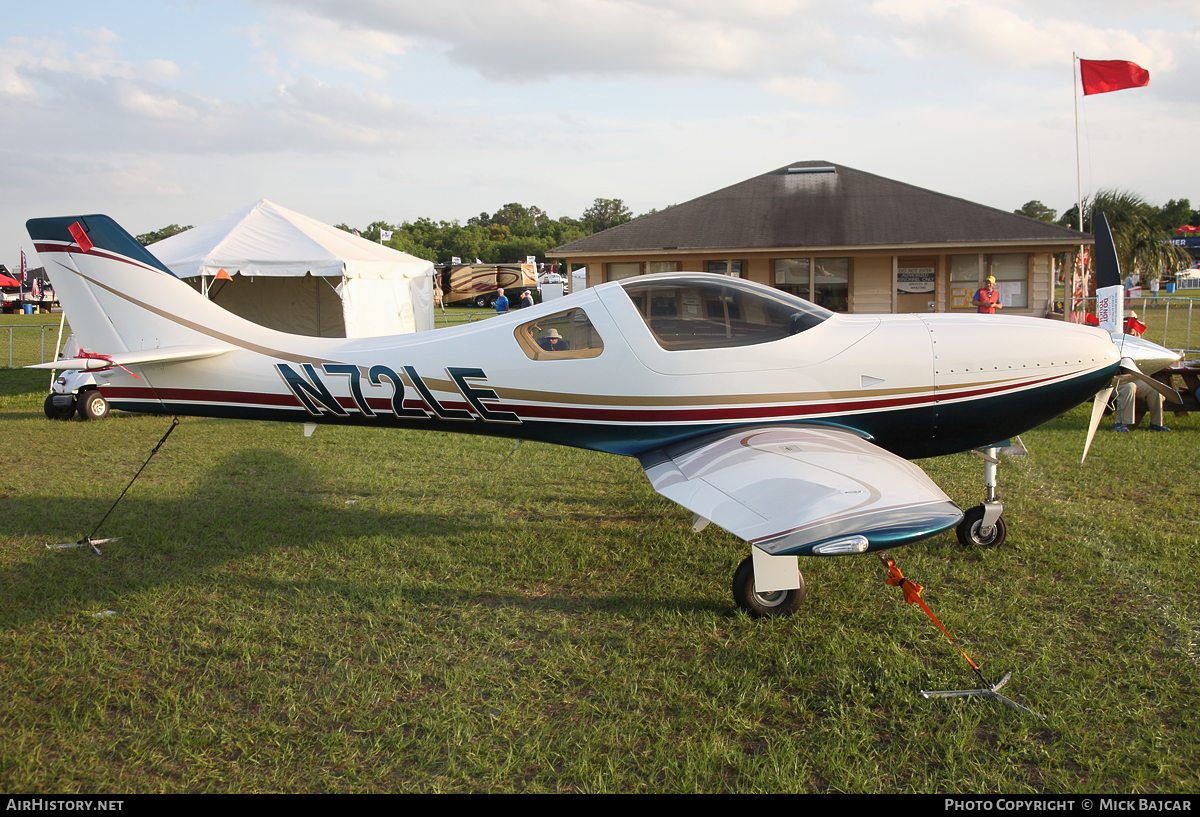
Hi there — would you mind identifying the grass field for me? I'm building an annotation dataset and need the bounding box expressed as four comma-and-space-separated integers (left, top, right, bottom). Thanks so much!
0, 364, 1198, 793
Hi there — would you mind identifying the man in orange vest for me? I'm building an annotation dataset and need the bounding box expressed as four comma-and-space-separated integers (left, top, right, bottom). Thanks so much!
972, 276, 1002, 314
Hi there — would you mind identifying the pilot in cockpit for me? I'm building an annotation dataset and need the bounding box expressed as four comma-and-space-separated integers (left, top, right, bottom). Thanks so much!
538, 327, 570, 352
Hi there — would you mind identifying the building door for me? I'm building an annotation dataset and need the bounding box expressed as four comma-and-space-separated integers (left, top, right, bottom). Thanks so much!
896, 256, 938, 313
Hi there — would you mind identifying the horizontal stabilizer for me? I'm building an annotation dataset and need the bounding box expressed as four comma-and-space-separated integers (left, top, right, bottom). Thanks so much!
26, 344, 234, 371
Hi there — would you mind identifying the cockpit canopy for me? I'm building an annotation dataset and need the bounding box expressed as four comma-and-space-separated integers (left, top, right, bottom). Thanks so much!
621, 274, 832, 351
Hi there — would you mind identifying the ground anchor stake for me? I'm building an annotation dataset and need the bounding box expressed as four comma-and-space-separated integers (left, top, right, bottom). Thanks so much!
878, 550, 1044, 719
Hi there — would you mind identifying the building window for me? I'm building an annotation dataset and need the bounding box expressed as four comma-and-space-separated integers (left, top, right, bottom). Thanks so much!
990, 253, 1029, 308
707, 260, 743, 278
814, 258, 849, 312
774, 258, 810, 299
950, 254, 981, 311
606, 262, 641, 282
647, 261, 678, 275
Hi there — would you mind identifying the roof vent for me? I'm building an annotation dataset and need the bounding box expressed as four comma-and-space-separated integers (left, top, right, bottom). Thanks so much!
788, 166, 836, 174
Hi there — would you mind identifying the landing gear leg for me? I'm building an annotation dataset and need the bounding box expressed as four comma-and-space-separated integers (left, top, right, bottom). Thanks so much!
956, 445, 1006, 548
732, 550, 806, 617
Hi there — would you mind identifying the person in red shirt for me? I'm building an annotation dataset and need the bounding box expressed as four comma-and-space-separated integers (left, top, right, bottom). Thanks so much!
972, 276, 1002, 314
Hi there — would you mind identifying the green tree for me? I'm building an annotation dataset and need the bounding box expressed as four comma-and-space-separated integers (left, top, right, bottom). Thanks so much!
581, 198, 632, 233
1057, 205, 1081, 231
1014, 200, 1057, 223
136, 224, 193, 246
1157, 198, 1195, 233
1083, 190, 1192, 282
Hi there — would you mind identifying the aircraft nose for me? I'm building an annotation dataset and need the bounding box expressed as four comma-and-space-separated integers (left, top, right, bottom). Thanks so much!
1109, 332, 1181, 376
930, 316, 1119, 386
921, 315, 1121, 452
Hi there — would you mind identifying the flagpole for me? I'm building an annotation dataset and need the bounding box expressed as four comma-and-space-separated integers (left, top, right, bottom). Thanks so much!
1073, 52, 1084, 324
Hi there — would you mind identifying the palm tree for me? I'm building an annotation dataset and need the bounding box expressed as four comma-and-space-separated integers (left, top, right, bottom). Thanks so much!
1082, 190, 1191, 283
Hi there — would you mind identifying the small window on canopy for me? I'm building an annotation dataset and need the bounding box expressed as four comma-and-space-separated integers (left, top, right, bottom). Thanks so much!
515, 308, 605, 361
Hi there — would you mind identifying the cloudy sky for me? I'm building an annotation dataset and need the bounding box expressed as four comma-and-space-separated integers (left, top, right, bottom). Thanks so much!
3, 0, 1197, 271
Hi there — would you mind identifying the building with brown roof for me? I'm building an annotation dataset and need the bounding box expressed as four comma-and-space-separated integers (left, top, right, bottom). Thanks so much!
553, 161, 1090, 316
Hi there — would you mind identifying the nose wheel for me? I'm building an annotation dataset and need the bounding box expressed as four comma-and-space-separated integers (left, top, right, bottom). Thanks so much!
958, 445, 1007, 548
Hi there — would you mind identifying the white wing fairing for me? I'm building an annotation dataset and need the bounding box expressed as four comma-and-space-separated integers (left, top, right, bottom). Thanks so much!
639, 426, 963, 557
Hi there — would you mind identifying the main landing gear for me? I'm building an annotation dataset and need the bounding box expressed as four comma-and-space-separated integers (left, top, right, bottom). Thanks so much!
731, 554, 807, 617
956, 445, 1007, 548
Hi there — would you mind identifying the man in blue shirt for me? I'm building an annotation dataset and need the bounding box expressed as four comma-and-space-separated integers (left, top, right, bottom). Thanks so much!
495, 288, 509, 313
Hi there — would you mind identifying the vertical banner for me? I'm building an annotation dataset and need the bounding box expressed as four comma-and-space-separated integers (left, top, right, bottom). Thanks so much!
1096, 284, 1123, 333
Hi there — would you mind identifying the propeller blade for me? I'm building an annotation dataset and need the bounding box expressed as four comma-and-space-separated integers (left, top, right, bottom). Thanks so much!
1119, 358, 1181, 403
1082, 386, 1113, 465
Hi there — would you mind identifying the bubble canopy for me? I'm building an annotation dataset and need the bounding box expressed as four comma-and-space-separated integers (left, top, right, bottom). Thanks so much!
620, 273, 832, 351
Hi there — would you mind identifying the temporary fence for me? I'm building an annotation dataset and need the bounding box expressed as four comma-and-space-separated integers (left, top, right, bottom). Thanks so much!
1059, 295, 1198, 356
0, 312, 494, 369
2, 323, 70, 369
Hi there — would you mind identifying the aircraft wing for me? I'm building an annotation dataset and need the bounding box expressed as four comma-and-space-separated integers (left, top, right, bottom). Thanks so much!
25, 344, 234, 371
639, 425, 963, 556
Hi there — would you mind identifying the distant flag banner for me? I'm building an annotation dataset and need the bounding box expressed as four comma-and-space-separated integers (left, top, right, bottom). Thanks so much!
1079, 59, 1149, 95
1072, 246, 1090, 311
380, 229, 393, 242
32, 278, 41, 300
20, 249, 27, 282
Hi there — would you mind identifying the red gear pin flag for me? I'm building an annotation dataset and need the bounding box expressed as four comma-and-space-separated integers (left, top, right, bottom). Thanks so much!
1079, 59, 1150, 95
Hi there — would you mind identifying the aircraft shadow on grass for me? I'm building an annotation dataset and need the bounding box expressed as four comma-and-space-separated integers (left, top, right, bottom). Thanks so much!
0, 446, 717, 628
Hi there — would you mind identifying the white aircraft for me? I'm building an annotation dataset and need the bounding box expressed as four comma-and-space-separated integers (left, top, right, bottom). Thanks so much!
25, 214, 1176, 617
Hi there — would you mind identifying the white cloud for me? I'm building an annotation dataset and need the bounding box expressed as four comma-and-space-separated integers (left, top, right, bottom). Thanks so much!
763, 76, 848, 106
230, 10, 412, 81
255, 0, 857, 82
870, 0, 1160, 70
0, 30, 468, 158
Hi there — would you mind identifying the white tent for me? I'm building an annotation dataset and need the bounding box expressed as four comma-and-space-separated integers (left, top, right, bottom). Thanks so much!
149, 200, 435, 337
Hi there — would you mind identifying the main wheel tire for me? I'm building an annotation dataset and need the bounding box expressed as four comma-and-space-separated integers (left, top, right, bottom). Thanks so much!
77, 390, 109, 421
732, 555, 806, 617
955, 505, 1007, 548
44, 393, 75, 420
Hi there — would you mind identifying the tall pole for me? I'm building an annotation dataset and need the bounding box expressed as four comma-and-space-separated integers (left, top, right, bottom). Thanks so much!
1073, 53, 1085, 323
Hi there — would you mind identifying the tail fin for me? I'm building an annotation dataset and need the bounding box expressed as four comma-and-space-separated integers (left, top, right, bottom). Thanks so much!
27, 215, 195, 355
25, 214, 301, 360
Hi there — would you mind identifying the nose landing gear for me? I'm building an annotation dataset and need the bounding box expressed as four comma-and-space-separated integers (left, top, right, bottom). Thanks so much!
956, 445, 1007, 548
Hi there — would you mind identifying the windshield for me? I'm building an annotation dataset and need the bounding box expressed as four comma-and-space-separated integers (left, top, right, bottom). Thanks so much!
621, 274, 831, 351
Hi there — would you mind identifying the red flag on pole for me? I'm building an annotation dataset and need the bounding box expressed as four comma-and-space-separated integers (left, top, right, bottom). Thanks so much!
1079, 59, 1149, 95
